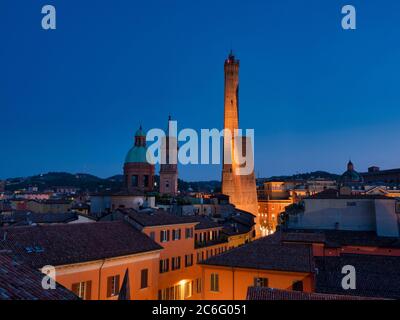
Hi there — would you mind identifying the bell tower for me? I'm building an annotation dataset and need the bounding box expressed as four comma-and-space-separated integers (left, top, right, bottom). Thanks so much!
159, 116, 178, 196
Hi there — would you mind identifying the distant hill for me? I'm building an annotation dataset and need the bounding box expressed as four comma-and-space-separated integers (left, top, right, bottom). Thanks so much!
258, 171, 340, 183
5, 172, 123, 193
3, 172, 222, 193
4, 171, 340, 193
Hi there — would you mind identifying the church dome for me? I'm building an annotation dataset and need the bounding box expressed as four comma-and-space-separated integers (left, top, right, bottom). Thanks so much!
340, 161, 364, 185
124, 126, 154, 164
125, 146, 149, 164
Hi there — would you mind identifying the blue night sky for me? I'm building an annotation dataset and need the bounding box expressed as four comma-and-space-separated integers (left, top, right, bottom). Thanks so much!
1, 0, 400, 181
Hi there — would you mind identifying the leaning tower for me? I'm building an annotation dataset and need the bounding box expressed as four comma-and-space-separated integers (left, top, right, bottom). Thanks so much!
221, 52, 260, 237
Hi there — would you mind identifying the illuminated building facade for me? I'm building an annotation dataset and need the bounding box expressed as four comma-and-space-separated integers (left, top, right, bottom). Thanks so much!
258, 181, 294, 236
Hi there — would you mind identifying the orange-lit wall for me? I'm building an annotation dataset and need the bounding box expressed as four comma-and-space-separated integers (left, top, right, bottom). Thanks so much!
142, 223, 198, 299
258, 199, 292, 235
140, 223, 254, 300
55, 251, 160, 300
50, 223, 255, 301
201, 265, 313, 300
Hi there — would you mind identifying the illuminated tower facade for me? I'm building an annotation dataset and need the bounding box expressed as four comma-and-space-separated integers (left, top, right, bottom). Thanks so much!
221, 52, 260, 237
159, 116, 178, 196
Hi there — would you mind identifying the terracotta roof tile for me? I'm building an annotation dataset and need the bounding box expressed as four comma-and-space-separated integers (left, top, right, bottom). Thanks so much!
315, 254, 400, 299
0, 255, 78, 300
200, 236, 314, 273
121, 208, 199, 227
0, 221, 162, 268
246, 287, 379, 300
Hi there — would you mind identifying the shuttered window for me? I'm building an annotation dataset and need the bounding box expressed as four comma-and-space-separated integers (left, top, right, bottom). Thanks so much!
71, 281, 92, 300
160, 230, 170, 242
210, 273, 219, 292
141, 269, 148, 289
107, 275, 120, 297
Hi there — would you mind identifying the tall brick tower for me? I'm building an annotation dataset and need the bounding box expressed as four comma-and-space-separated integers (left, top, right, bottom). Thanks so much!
221, 52, 260, 237
159, 116, 178, 196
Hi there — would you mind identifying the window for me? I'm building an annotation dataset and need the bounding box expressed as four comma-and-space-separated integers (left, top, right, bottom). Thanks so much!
141, 269, 148, 289
292, 280, 304, 292
131, 175, 138, 187
172, 257, 181, 271
72, 281, 92, 300
210, 273, 219, 292
159, 287, 175, 301
159, 288, 166, 300
158, 289, 164, 300
149, 232, 155, 241
174, 284, 182, 300
172, 229, 181, 241
160, 230, 170, 243
160, 259, 169, 273
159, 285, 182, 300
184, 281, 193, 299
196, 278, 202, 294
107, 275, 120, 297
254, 277, 269, 288
185, 228, 193, 239
185, 254, 193, 267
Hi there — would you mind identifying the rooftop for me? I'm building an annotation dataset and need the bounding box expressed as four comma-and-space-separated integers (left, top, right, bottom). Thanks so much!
305, 189, 393, 200
120, 208, 199, 227
0, 211, 79, 227
91, 190, 145, 197
0, 254, 79, 300
27, 199, 72, 205
184, 216, 222, 230
279, 228, 400, 248
222, 219, 254, 236
0, 221, 162, 268
200, 237, 314, 273
246, 287, 378, 300
315, 254, 400, 299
